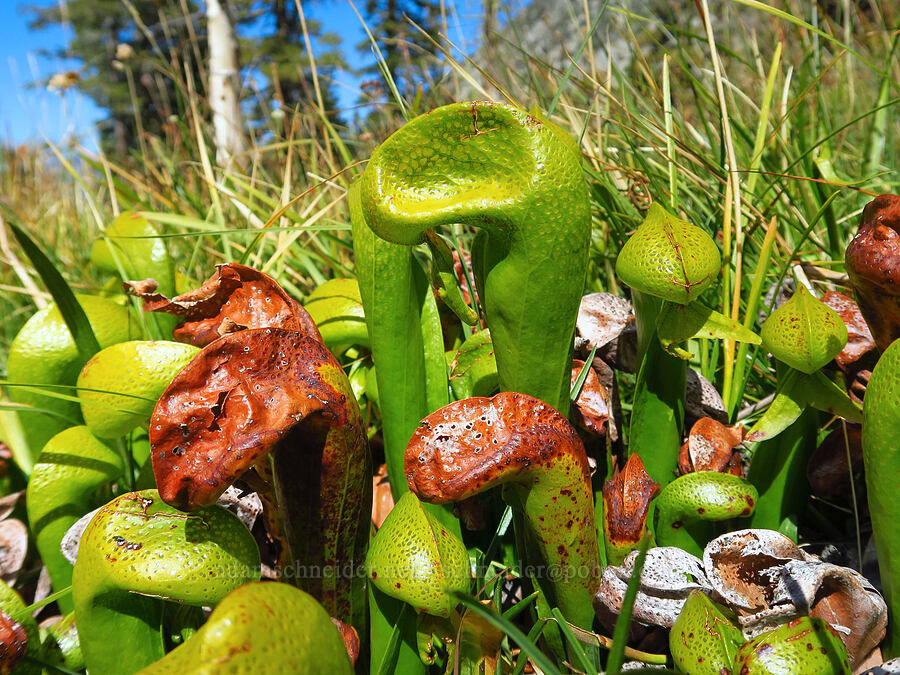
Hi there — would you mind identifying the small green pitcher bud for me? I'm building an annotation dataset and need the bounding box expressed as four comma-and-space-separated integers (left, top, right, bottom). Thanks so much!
670, 590, 745, 675
760, 284, 847, 374
733, 616, 851, 674
365, 492, 470, 618
615, 203, 720, 305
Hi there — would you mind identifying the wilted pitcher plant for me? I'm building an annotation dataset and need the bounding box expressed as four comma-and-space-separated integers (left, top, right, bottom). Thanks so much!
1, 102, 898, 675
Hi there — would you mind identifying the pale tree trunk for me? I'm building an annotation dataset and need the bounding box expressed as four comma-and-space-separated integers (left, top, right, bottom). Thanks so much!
207, 0, 246, 167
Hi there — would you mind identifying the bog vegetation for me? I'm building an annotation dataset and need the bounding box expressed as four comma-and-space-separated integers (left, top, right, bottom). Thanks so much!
0, 1, 898, 673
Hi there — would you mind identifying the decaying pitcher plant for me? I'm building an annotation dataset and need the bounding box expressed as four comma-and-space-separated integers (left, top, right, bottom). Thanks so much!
142, 263, 371, 628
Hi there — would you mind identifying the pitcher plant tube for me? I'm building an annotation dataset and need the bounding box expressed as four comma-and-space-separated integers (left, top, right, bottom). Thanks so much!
72, 489, 260, 675
862, 337, 900, 656
149, 327, 370, 627
615, 202, 759, 487
351, 100, 591, 423
405, 391, 601, 629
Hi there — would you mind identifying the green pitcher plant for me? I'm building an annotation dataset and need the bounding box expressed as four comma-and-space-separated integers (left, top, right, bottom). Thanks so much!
743, 283, 862, 540
351, 101, 592, 491
5, 295, 137, 467
405, 391, 601, 630
653, 471, 758, 556
365, 492, 471, 672
615, 203, 759, 487
72, 489, 260, 674
747, 283, 860, 442
137, 582, 353, 674
670, 591, 852, 675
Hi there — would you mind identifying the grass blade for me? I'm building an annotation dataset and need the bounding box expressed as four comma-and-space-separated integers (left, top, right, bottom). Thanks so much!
8, 223, 100, 361
452, 591, 562, 675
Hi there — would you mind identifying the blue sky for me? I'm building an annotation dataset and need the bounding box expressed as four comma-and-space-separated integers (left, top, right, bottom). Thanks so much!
0, 0, 487, 147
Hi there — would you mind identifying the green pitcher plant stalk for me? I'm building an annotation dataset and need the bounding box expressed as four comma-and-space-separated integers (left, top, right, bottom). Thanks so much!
352, 101, 591, 418
746, 407, 818, 541
862, 337, 900, 656
615, 202, 759, 487
72, 489, 260, 674
405, 391, 601, 629
350, 183, 453, 504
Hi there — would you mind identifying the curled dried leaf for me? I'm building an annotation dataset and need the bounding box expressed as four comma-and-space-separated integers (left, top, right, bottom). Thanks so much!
61, 508, 100, 566
602, 454, 659, 565
576, 292, 633, 354
677, 417, 744, 476
571, 359, 610, 436
215, 485, 263, 532
704, 529, 806, 611
0, 521, 27, 585
821, 291, 877, 372
123, 278, 159, 297
685, 368, 728, 424
330, 617, 360, 667
703, 529, 886, 667
150, 328, 362, 509
0, 493, 21, 525
846, 194, 900, 352
859, 656, 900, 674
130, 263, 321, 346
594, 546, 712, 634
